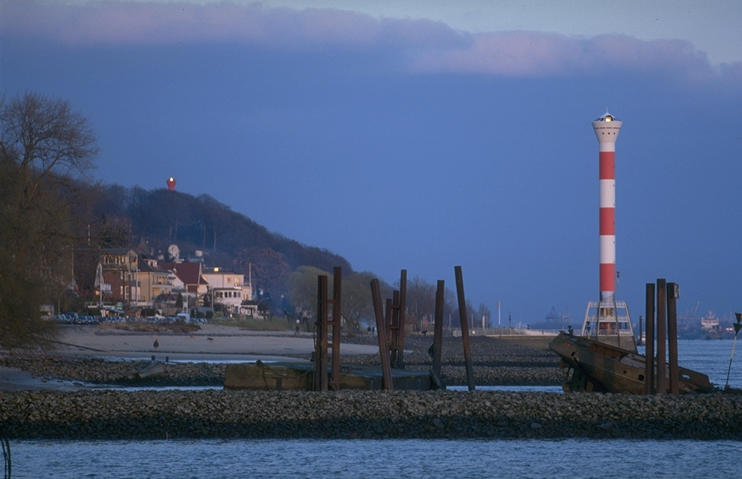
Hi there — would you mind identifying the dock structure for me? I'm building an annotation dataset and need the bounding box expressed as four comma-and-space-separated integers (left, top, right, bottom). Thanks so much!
225, 265, 476, 392
225, 361, 432, 391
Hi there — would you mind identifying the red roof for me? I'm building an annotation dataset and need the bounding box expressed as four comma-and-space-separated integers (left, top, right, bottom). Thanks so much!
159, 262, 202, 286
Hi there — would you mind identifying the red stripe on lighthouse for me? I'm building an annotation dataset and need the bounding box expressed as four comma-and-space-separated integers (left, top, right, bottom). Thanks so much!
599, 152, 615, 179
599, 208, 615, 235
600, 263, 616, 294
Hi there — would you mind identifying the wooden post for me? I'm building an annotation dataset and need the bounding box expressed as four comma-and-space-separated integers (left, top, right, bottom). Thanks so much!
315, 275, 329, 391
454, 266, 475, 391
667, 282, 680, 395
392, 290, 401, 368
330, 266, 342, 391
397, 269, 407, 369
656, 278, 667, 394
644, 283, 655, 394
432, 279, 445, 388
385, 297, 395, 367
370, 279, 393, 390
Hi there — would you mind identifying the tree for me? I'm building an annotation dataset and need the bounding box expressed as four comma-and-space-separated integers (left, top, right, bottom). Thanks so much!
0, 92, 97, 347
233, 246, 291, 305
405, 276, 436, 331
287, 266, 386, 333
286, 266, 329, 315
341, 272, 378, 333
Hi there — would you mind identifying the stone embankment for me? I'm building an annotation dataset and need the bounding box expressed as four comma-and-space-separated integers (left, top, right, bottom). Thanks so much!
2, 389, 740, 440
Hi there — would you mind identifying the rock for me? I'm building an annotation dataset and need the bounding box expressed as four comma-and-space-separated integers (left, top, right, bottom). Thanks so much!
1, 389, 741, 439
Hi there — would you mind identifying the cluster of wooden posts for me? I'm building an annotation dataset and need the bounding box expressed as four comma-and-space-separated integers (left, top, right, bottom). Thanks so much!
312, 265, 478, 392
643, 278, 681, 394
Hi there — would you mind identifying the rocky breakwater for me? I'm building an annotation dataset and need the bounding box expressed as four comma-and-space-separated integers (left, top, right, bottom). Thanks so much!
2, 389, 740, 440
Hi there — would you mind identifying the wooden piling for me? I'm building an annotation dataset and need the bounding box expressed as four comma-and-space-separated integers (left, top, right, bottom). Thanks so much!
315, 275, 329, 391
454, 266, 475, 391
432, 279, 445, 388
397, 269, 407, 369
385, 297, 395, 366
644, 283, 655, 394
656, 278, 667, 394
330, 266, 342, 391
371, 279, 393, 390
392, 290, 401, 368
667, 282, 680, 395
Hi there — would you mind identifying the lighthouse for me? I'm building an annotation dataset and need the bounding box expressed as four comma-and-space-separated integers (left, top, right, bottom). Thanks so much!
581, 112, 636, 352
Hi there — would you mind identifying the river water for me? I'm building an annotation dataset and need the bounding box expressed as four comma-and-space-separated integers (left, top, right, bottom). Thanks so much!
638, 338, 742, 389
6, 339, 742, 478
9, 438, 740, 478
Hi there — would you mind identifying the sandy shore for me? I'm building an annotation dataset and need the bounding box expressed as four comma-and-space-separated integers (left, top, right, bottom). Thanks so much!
0, 324, 380, 391
50, 324, 379, 360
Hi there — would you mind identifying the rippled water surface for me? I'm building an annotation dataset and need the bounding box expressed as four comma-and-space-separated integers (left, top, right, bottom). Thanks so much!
10, 438, 740, 479
639, 339, 742, 388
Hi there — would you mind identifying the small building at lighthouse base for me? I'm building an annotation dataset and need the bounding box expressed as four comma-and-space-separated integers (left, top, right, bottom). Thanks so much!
581, 300, 637, 352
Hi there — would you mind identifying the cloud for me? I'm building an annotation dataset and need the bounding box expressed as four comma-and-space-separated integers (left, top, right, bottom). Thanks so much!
0, 0, 461, 48
412, 32, 715, 78
2, 0, 739, 83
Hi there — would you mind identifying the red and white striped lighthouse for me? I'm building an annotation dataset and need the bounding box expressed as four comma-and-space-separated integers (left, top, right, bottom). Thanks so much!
581, 111, 636, 351
593, 112, 621, 302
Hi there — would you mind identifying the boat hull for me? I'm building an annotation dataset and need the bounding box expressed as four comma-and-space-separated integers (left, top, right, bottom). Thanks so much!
549, 332, 713, 394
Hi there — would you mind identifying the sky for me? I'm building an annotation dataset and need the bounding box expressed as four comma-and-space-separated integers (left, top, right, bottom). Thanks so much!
2, 0, 742, 327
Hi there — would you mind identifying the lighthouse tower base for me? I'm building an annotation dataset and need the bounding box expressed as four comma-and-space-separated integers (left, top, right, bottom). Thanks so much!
581, 300, 637, 352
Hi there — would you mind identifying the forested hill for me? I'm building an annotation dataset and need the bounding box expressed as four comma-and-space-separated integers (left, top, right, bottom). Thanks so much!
87, 184, 352, 296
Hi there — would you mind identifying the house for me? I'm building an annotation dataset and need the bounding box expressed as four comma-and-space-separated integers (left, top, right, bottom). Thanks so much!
99, 248, 139, 302
159, 262, 208, 296
201, 267, 253, 313
134, 261, 173, 304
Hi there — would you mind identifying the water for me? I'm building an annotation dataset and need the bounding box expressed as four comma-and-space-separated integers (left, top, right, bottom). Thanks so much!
639, 339, 742, 389
9, 438, 740, 478
6, 338, 741, 477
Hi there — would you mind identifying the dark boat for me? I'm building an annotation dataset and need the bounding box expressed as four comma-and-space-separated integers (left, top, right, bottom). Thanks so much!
549, 332, 713, 394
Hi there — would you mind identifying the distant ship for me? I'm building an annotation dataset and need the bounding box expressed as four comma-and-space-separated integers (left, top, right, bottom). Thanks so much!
700, 312, 723, 339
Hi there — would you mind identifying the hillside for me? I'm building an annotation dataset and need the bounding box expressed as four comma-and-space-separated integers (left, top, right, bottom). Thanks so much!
76, 184, 353, 301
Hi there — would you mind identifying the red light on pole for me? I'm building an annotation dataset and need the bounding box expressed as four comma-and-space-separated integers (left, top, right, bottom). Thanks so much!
166, 177, 176, 191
